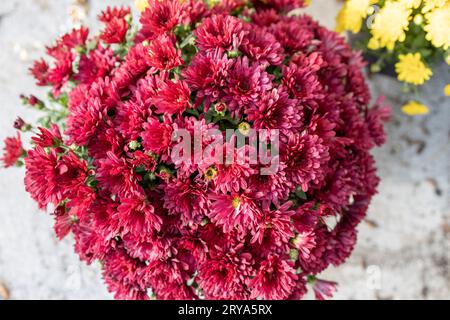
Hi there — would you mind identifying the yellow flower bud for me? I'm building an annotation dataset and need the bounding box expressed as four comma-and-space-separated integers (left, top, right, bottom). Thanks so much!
238, 122, 251, 136
413, 14, 423, 25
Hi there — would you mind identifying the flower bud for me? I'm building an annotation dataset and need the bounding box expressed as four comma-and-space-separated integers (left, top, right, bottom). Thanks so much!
214, 102, 227, 114
204, 167, 218, 181
370, 63, 381, 73
128, 140, 141, 150
13, 117, 26, 131
227, 50, 239, 58
238, 122, 251, 136
413, 14, 423, 25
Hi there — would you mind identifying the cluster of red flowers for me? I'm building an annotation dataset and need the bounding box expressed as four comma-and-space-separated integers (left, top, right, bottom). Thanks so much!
2, 0, 389, 300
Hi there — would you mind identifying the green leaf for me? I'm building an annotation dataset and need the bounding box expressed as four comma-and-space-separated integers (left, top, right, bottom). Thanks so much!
184, 108, 200, 118
295, 187, 307, 200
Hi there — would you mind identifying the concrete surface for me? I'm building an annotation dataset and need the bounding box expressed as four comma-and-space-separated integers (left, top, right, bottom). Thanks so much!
0, 0, 449, 300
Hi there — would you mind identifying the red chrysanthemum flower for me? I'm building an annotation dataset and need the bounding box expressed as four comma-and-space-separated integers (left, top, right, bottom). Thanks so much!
251, 8, 282, 27
98, 6, 131, 23
224, 56, 272, 113
100, 18, 129, 44
129, 151, 157, 172
46, 55, 73, 95
250, 253, 297, 300
29, 59, 50, 86
292, 230, 316, 261
182, 0, 209, 25
122, 232, 171, 262
142, 252, 196, 299
209, 191, 264, 234
245, 88, 302, 133
24, 147, 88, 209
251, 201, 295, 248
241, 27, 284, 66
194, 14, 247, 51
146, 34, 183, 71
75, 46, 118, 85
141, 116, 174, 159
163, 176, 210, 224
1, 133, 24, 168
282, 53, 324, 102
282, 131, 330, 192
211, 143, 256, 194
102, 248, 148, 300
96, 151, 143, 199
59, 26, 89, 49
247, 162, 292, 204
197, 244, 255, 300
115, 195, 162, 235
112, 43, 157, 90
138, 0, 182, 41
31, 124, 62, 148
153, 79, 191, 115
270, 15, 316, 53
116, 101, 150, 141
66, 78, 118, 146
182, 49, 232, 107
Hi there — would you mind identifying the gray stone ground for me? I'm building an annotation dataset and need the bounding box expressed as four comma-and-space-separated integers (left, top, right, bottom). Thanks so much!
0, 0, 448, 300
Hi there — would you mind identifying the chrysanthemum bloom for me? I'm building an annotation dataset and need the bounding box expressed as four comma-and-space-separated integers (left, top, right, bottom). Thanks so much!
395, 53, 433, 85
401, 100, 430, 116
4, 0, 389, 300
1, 133, 24, 168
421, 0, 447, 13
153, 79, 191, 115
250, 254, 298, 300
368, 1, 412, 50
32, 124, 62, 148
24, 147, 88, 209
194, 14, 247, 51
336, 0, 376, 33
146, 34, 184, 71
424, 3, 450, 50
400, 0, 422, 9
138, 0, 182, 41
182, 49, 233, 107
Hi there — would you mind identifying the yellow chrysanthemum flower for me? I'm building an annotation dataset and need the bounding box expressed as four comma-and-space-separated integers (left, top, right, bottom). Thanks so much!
401, 101, 430, 116
336, 0, 376, 33
422, 0, 447, 13
135, 0, 149, 12
445, 84, 450, 96
400, 0, 422, 9
424, 4, 450, 50
370, 1, 412, 50
395, 53, 433, 85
